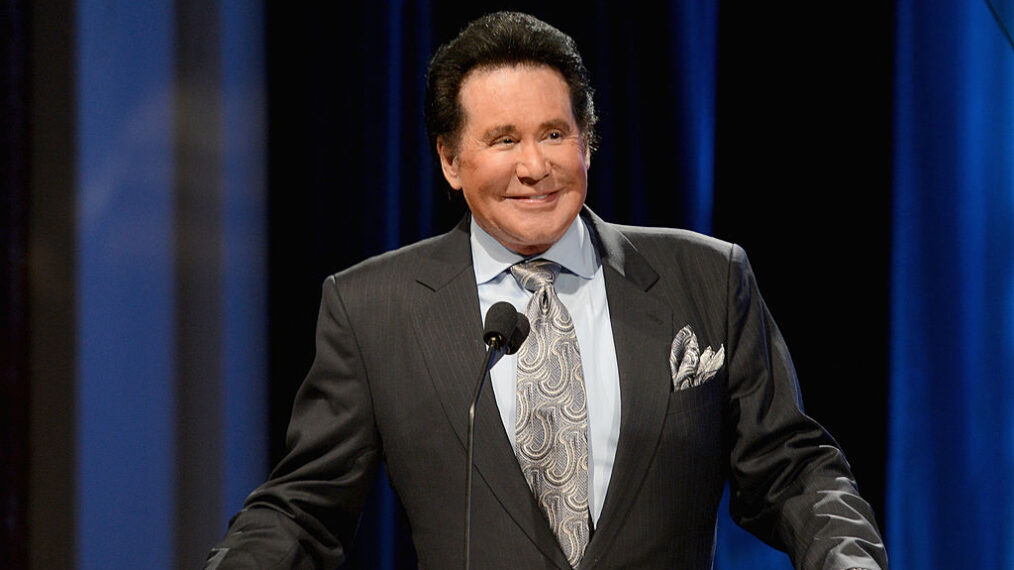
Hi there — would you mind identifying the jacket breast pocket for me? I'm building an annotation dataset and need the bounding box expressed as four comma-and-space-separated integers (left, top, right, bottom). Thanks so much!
666, 372, 724, 416
655, 373, 726, 503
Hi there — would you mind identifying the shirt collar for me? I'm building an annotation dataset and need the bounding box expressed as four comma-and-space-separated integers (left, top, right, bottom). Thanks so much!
470, 214, 599, 285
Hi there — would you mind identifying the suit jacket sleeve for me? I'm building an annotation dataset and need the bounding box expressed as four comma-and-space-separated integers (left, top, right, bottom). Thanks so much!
206, 274, 380, 569
723, 244, 887, 570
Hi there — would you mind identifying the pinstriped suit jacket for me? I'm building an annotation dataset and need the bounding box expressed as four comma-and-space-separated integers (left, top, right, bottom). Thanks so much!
210, 208, 886, 569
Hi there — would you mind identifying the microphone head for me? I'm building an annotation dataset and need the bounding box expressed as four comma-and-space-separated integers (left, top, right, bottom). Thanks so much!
483, 301, 518, 347
504, 313, 530, 355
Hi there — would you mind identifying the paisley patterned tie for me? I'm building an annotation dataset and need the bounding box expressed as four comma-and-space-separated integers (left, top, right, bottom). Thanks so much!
510, 259, 590, 568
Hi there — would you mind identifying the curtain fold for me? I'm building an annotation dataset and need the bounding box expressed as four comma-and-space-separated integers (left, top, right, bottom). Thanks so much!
889, 1, 1014, 568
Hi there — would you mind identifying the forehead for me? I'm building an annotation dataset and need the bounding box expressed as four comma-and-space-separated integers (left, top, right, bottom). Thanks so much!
457, 64, 576, 131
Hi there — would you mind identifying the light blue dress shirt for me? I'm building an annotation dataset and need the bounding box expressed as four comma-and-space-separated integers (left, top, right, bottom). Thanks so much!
470, 216, 621, 525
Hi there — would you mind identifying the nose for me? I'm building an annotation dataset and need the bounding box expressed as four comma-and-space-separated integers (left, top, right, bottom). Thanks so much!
515, 142, 550, 183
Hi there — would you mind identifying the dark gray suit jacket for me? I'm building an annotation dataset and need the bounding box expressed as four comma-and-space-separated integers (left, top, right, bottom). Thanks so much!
209, 209, 886, 569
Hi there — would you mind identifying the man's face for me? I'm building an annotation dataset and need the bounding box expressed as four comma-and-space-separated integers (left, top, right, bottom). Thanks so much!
437, 65, 589, 256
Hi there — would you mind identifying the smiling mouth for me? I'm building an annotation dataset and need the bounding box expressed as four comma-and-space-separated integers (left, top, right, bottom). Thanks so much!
508, 191, 556, 202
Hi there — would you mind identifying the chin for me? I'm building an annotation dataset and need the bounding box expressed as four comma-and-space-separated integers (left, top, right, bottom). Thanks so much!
509, 233, 563, 255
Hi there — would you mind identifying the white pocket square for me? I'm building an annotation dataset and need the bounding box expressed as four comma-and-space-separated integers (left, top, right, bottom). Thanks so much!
669, 325, 725, 390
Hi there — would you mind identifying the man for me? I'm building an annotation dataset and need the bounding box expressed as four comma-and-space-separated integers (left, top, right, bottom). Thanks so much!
208, 12, 886, 569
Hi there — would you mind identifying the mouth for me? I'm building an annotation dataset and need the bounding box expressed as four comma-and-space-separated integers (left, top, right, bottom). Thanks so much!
507, 190, 558, 204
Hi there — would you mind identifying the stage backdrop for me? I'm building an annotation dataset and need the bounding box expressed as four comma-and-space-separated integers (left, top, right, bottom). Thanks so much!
24, 0, 1014, 569
888, 0, 1014, 568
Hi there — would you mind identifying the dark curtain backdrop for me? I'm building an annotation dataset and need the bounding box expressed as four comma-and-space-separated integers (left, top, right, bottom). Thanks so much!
265, 2, 892, 568
2, 0, 31, 566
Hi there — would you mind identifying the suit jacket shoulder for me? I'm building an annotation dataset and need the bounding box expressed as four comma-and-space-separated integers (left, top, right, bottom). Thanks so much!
604, 221, 753, 291
331, 216, 472, 293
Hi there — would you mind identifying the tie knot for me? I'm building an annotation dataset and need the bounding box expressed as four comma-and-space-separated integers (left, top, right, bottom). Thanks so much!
510, 259, 561, 292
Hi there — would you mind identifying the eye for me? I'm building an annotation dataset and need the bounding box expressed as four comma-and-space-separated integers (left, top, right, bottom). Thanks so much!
545, 130, 564, 141
494, 136, 516, 146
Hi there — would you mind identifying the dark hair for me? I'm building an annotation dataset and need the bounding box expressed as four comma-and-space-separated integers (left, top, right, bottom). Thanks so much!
424, 11, 598, 158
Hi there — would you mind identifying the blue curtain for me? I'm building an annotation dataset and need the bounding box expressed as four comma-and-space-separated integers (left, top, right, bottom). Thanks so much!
74, 1, 266, 567
889, 1, 1014, 568
76, 3, 177, 567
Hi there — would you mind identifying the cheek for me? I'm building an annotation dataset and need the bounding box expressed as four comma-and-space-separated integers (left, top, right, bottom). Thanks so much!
550, 146, 589, 177
483, 168, 513, 193
461, 154, 514, 188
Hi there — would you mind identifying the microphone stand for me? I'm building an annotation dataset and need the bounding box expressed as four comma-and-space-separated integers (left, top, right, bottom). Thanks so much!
465, 338, 503, 570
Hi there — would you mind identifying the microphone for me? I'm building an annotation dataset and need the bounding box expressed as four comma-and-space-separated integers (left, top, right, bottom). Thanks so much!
482, 301, 530, 358
482, 301, 519, 350
465, 302, 529, 570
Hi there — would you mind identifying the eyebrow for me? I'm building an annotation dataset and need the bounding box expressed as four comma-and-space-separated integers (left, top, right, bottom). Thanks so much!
539, 118, 572, 133
481, 125, 517, 141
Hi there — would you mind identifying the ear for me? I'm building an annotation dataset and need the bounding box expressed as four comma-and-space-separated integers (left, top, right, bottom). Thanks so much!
436, 137, 463, 190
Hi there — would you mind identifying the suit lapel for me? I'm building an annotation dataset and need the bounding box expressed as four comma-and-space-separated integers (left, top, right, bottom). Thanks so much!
580, 210, 673, 566
410, 217, 571, 569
